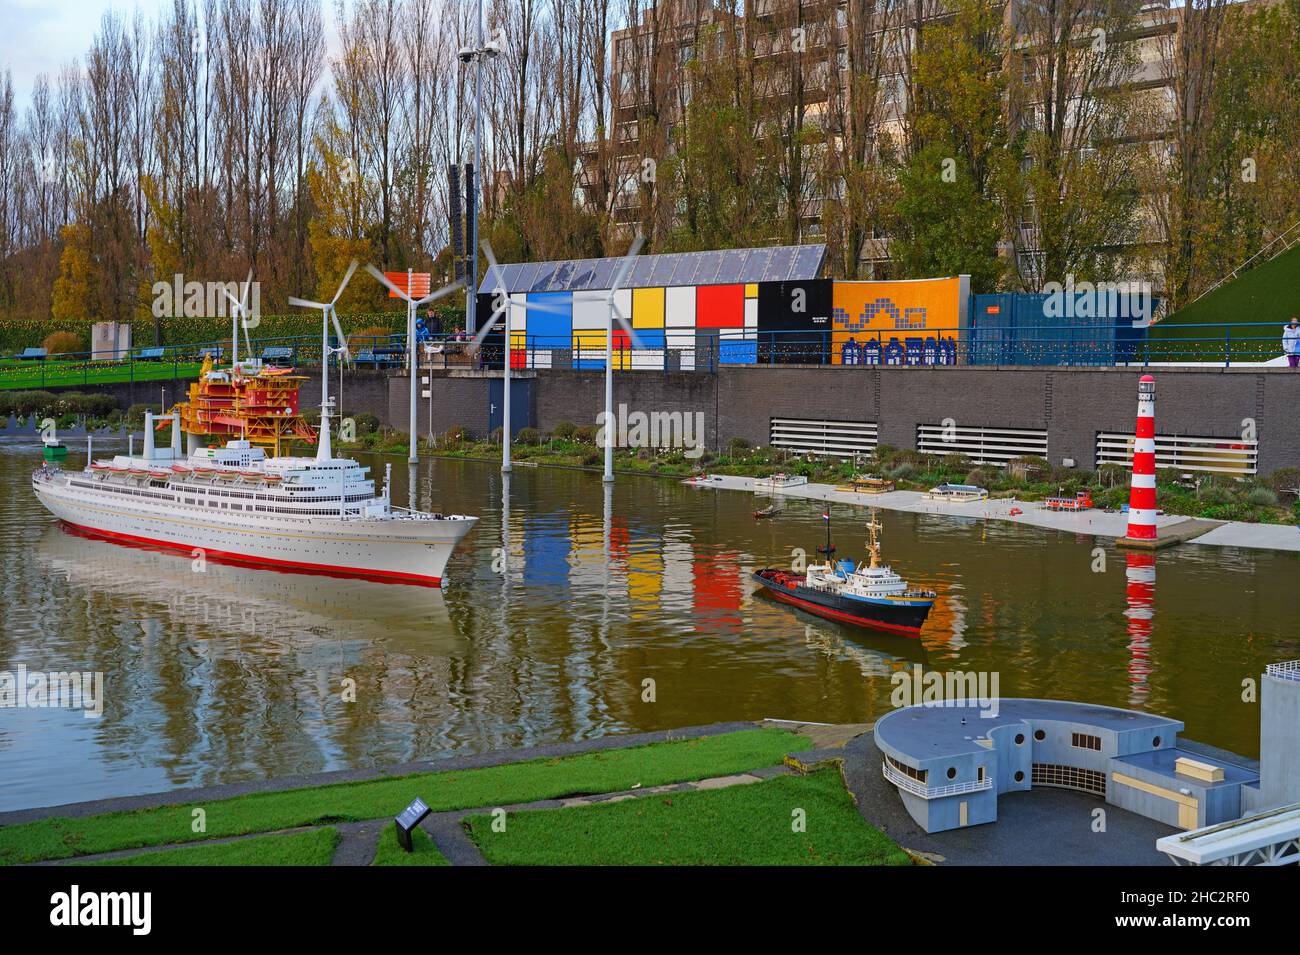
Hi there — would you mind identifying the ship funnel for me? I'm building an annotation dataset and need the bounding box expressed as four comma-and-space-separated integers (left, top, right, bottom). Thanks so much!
170, 413, 182, 456
316, 403, 332, 462
143, 412, 156, 461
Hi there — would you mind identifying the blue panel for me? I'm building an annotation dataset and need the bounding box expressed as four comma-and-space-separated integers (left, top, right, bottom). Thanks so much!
525, 292, 573, 352
649, 253, 679, 286
587, 258, 618, 290
528, 263, 558, 292
628, 256, 657, 289
691, 251, 723, 286
764, 246, 796, 282
792, 245, 825, 279
719, 336, 757, 364
568, 259, 597, 291
718, 248, 753, 284
546, 261, 575, 291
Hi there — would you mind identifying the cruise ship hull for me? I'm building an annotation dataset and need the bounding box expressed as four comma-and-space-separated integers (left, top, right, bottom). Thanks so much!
34, 480, 475, 586
753, 569, 933, 635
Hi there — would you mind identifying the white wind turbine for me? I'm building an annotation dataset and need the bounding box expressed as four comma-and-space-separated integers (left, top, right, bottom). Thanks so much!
219, 269, 257, 369
288, 261, 360, 462
469, 233, 644, 481
468, 241, 571, 473
364, 265, 465, 465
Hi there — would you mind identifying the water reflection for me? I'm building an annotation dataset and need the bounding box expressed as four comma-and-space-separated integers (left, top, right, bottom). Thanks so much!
1, 440, 1297, 811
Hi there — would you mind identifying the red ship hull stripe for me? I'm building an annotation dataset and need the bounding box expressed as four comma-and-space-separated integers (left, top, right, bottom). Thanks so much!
766, 587, 924, 636
56, 520, 443, 586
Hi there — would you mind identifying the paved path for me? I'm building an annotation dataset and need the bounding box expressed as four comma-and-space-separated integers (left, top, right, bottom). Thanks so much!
692, 474, 1300, 552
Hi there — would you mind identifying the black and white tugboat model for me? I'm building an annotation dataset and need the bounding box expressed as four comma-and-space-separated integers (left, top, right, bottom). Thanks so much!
753, 508, 937, 636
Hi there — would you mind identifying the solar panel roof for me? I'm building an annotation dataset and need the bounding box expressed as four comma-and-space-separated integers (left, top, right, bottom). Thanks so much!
481, 244, 826, 294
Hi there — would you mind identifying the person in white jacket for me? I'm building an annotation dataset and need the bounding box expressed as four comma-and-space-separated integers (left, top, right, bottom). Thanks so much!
1285, 318, 1300, 368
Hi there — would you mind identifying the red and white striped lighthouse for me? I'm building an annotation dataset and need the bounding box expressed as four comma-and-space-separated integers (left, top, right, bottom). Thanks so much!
1125, 374, 1158, 541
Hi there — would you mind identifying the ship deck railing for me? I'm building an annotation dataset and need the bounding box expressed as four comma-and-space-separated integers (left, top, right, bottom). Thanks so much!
883, 761, 994, 800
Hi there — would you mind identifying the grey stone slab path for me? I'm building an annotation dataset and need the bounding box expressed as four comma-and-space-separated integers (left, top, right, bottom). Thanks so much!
697, 473, 1298, 553
331, 821, 384, 866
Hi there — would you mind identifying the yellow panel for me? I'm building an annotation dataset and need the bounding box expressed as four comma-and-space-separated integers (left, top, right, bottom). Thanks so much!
1175, 757, 1225, 783
1178, 802, 1198, 829
745, 284, 758, 298
573, 330, 631, 370
1111, 772, 1198, 807
632, 287, 665, 328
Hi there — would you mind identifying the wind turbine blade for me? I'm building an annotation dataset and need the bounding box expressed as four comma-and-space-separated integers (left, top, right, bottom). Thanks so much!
239, 268, 254, 313
414, 278, 465, 307
517, 297, 571, 316
480, 240, 510, 297
288, 297, 330, 310
608, 229, 645, 295
364, 263, 412, 302
470, 305, 505, 349
329, 307, 351, 363
220, 288, 243, 315
612, 303, 643, 350
331, 260, 359, 305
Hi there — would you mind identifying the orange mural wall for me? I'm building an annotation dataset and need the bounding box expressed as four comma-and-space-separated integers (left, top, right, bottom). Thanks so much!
831, 277, 969, 365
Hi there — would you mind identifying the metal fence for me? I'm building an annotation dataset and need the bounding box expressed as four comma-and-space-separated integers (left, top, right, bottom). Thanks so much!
2, 322, 1292, 390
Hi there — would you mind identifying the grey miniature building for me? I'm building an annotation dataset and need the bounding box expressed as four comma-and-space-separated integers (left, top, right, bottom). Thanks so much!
875, 698, 1260, 834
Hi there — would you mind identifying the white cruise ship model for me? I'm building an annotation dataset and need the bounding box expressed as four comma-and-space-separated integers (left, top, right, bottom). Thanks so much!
32, 322, 476, 586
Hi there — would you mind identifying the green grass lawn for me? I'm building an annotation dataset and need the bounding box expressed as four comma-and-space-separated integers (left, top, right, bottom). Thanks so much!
0, 728, 806, 865
371, 823, 449, 866
79, 828, 340, 867
0, 360, 205, 391
464, 768, 912, 866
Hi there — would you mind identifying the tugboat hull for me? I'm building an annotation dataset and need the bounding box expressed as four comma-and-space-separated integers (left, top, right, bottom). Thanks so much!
753, 569, 933, 636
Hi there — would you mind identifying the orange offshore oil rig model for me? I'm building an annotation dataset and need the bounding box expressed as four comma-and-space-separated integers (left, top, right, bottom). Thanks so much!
162, 355, 317, 456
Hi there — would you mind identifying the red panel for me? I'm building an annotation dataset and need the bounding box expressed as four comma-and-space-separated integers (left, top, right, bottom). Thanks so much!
695, 284, 744, 328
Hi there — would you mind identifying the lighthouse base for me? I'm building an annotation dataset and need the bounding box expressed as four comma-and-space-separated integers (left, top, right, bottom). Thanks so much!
1117, 519, 1221, 551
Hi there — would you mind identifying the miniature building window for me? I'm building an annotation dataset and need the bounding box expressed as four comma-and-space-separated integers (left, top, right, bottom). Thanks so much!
1014, 771, 1025, 782
1071, 733, 1102, 751
1034, 729, 1046, 741
1032, 763, 1106, 796
946, 767, 957, 780
885, 755, 927, 784
978, 767, 985, 781
1015, 733, 1025, 745
1153, 736, 1162, 747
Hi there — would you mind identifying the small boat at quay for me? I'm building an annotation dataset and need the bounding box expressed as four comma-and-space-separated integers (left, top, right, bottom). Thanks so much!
753, 509, 937, 636
921, 483, 988, 503
753, 473, 808, 491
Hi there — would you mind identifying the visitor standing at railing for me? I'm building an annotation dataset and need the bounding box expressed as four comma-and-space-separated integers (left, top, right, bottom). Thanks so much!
1284, 318, 1300, 368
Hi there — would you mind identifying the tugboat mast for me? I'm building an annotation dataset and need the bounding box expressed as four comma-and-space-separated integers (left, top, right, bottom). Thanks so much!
867, 509, 883, 569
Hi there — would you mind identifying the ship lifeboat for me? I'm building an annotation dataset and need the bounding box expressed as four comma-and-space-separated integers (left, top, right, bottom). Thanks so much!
192, 466, 214, 476
239, 471, 265, 481
263, 473, 283, 483
148, 469, 171, 480
171, 464, 192, 475
216, 470, 239, 481
128, 468, 150, 479
90, 462, 111, 472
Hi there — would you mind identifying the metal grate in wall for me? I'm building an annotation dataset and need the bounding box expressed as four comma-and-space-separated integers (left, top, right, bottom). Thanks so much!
1032, 763, 1107, 797
1095, 432, 1258, 476
916, 424, 1049, 467
770, 417, 878, 457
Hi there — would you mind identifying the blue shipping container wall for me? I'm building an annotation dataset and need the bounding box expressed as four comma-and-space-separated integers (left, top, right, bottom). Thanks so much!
969, 293, 1151, 366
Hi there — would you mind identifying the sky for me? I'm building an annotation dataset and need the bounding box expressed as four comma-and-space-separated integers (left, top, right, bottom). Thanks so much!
1, 0, 170, 109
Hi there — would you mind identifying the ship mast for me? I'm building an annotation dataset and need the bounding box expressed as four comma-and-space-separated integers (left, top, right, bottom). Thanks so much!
867, 508, 882, 569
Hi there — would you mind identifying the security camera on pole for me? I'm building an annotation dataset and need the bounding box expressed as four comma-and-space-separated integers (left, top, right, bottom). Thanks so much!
365, 266, 465, 465
457, 0, 501, 337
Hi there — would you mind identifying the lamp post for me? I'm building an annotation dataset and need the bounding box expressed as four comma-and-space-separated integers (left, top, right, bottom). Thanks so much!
458, 1, 500, 337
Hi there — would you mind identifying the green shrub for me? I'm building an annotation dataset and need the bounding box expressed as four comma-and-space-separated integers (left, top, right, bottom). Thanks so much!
575, 424, 598, 444
1264, 467, 1300, 497
552, 420, 577, 440
515, 427, 541, 446
443, 425, 466, 445
965, 467, 998, 487
888, 462, 915, 481
42, 331, 85, 355
581, 450, 602, 467
1245, 487, 1278, 507
728, 436, 751, 452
